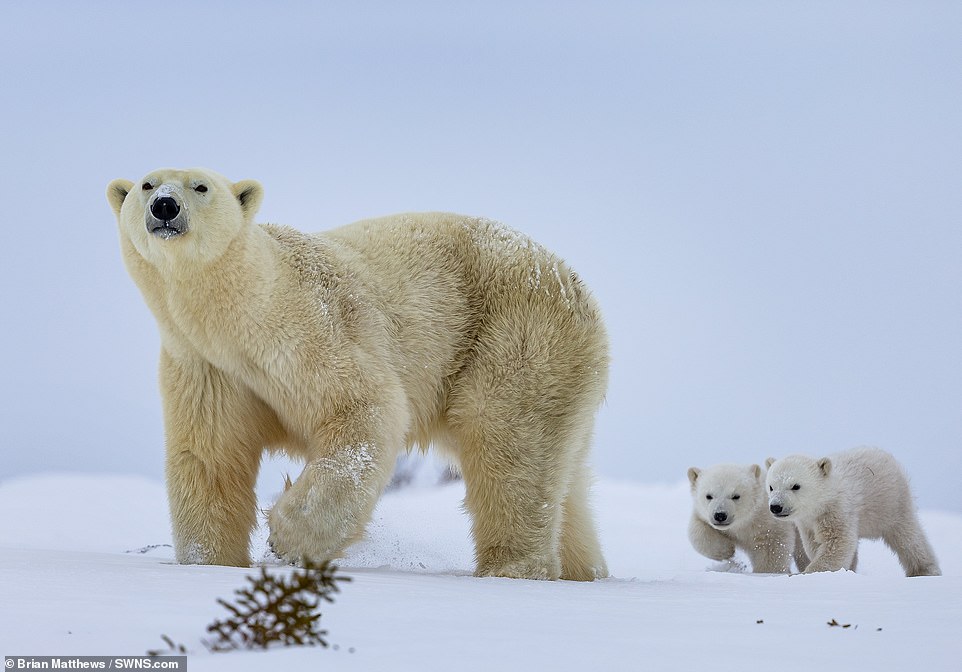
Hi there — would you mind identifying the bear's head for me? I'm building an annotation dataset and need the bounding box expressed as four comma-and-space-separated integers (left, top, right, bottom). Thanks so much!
106, 168, 263, 267
765, 454, 832, 521
687, 463, 765, 531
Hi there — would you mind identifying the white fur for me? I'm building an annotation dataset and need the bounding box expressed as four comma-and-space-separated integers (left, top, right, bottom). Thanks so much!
766, 448, 940, 576
106, 168, 609, 580
688, 463, 807, 573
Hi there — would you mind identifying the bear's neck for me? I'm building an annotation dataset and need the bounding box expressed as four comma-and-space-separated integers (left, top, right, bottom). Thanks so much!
160, 226, 282, 363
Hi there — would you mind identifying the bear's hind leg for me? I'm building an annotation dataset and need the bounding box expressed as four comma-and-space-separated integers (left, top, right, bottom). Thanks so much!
456, 432, 565, 580
447, 299, 608, 580
448, 369, 585, 580
885, 513, 941, 577
559, 441, 608, 580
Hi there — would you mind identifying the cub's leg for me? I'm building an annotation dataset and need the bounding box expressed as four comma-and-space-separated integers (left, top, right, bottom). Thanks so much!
885, 512, 942, 577
746, 523, 793, 574
792, 528, 810, 572
804, 513, 859, 573
688, 515, 736, 562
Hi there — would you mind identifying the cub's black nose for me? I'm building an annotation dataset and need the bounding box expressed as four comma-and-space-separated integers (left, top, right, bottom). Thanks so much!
713, 511, 727, 523
770, 504, 783, 515
151, 196, 179, 221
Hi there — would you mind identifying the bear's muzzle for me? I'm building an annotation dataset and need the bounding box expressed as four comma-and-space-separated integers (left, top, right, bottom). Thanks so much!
146, 192, 188, 239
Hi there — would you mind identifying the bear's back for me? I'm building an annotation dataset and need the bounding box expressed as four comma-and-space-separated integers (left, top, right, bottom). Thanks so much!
832, 447, 913, 537
326, 212, 603, 326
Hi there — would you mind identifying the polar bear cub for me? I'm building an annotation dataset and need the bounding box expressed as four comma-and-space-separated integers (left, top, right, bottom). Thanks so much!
688, 463, 807, 573
766, 448, 940, 576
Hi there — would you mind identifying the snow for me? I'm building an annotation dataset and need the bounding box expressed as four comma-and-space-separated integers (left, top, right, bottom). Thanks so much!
463, 218, 545, 260
314, 442, 376, 489
154, 184, 176, 199
1, 471, 960, 671
463, 218, 575, 305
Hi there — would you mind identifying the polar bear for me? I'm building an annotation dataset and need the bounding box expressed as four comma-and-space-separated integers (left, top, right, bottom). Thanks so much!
766, 448, 940, 576
688, 463, 807, 573
106, 168, 609, 581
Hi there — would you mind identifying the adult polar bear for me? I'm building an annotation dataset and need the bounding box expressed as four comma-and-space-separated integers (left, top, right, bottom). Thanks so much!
107, 168, 609, 581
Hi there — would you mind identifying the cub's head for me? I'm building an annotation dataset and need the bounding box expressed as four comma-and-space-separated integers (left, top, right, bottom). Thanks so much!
687, 463, 765, 531
106, 168, 263, 267
765, 454, 831, 521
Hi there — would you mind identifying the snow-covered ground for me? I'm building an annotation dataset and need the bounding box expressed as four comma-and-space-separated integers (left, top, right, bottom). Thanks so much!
1, 468, 960, 671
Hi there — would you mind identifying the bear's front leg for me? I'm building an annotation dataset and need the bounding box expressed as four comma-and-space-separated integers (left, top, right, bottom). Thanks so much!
803, 513, 858, 573
161, 351, 273, 566
688, 515, 736, 561
792, 528, 811, 572
268, 414, 399, 564
746, 522, 794, 574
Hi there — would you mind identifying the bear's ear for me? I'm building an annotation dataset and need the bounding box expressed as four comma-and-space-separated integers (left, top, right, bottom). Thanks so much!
232, 179, 264, 220
687, 467, 701, 487
765, 457, 776, 469
106, 179, 134, 218
749, 464, 762, 480
817, 457, 832, 477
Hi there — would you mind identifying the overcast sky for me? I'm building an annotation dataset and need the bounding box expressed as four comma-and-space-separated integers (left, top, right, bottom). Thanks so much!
1, 1, 959, 511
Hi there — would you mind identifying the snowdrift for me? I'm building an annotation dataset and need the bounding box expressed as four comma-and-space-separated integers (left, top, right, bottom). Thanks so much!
1, 472, 959, 671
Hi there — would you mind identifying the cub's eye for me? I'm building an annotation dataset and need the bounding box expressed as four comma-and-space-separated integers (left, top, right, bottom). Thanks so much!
731, 494, 740, 500
142, 182, 154, 191
706, 495, 713, 501
791, 484, 801, 491
194, 184, 208, 193
769, 485, 773, 492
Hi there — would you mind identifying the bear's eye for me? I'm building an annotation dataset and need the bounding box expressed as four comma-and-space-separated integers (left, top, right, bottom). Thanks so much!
706, 494, 713, 501
194, 184, 208, 193
769, 485, 773, 492
791, 484, 801, 491
142, 182, 154, 191
731, 494, 740, 500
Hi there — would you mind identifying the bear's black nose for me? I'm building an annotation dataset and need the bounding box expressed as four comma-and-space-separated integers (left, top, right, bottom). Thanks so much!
151, 196, 179, 221
770, 504, 783, 515
713, 511, 727, 523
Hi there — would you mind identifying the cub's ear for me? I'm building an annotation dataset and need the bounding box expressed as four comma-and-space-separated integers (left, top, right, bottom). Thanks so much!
106, 179, 134, 218
749, 464, 762, 480
817, 457, 832, 477
687, 467, 701, 487
765, 457, 776, 469
232, 179, 264, 219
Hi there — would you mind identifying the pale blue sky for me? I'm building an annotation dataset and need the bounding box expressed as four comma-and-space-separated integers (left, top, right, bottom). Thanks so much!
1, 1, 959, 510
